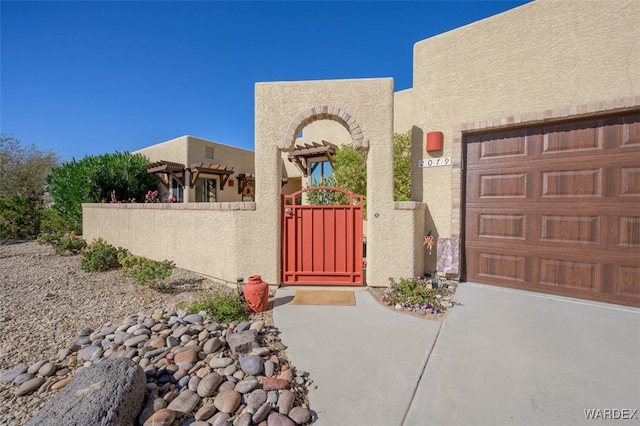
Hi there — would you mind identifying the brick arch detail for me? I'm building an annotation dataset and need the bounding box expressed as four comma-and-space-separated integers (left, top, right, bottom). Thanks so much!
280, 105, 370, 151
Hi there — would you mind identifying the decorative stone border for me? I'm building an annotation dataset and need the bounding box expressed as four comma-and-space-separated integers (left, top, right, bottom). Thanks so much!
280, 105, 370, 151
450, 95, 640, 237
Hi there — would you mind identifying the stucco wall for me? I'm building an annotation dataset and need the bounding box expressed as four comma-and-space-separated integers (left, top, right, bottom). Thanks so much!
186, 136, 255, 202
393, 88, 413, 134
296, 119, 353, 148
255, 78, 425, 286
83, 203, 259, 285
412, 0, 640, 240
136, 136, 189, 165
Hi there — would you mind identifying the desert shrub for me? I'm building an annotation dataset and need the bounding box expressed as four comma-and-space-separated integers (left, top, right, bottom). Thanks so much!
81, 238, 125, 272
36, 231, 63, 247
37, 231, 87, 255
119, 253, 175, 288
54, 232, 87, 255
177, 292, 247, 323
40, 207, 73, 234
0, 196, 44, 241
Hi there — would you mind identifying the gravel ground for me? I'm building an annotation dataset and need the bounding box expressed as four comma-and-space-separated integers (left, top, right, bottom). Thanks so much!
0, 240, 273, 424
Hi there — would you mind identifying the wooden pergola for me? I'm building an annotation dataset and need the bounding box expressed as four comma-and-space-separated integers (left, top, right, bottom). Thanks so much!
287, 140, 337, 177
147, 160, 236, 192
146, 161, 186, 189
189, 163, 235, 190
236, 173, 288, 195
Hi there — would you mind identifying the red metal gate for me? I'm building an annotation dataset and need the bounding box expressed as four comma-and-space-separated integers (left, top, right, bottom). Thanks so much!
281, 187, 364, 286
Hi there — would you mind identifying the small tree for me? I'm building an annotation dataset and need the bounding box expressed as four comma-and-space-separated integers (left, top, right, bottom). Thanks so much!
0, 135, 61, 241
328, 131, 412, 207
332, 145, 367, 198
46, 152, 157, 232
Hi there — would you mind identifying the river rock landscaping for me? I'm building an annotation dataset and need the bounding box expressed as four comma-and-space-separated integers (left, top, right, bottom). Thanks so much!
0, 241, 313, 425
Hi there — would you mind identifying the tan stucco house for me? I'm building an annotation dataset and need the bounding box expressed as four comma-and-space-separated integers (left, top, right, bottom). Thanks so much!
134, 135, 256, 203
85, 0, 639, 307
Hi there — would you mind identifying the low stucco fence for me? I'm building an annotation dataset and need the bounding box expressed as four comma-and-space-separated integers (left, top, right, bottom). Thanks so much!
83, 200, 430, 288
82, 202, 263, 286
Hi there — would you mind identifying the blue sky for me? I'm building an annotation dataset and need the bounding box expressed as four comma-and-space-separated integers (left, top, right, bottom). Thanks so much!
1, 1, 530, 162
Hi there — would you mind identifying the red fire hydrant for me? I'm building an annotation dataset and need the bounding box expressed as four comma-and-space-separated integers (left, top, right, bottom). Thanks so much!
242, 275, 269, 313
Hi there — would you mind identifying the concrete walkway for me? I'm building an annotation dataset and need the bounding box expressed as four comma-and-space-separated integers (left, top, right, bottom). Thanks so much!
273, 283, 640, 426
273, 288, 442, 425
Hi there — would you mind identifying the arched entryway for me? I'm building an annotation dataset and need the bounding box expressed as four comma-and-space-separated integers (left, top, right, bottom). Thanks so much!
254, 78, 397, 288
280, 106, 368, 286
280, 105, 370, 151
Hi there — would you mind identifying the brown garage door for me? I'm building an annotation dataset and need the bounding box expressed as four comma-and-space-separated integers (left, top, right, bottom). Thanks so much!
464, 112, 640, 307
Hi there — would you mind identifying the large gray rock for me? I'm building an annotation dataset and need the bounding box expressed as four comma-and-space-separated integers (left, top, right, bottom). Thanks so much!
26, 358, 146, 426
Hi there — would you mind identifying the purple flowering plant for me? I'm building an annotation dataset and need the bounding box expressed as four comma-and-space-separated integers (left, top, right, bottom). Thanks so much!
381, 277, 454, 315
145, 190, 178, 203
144, 190, 160, 203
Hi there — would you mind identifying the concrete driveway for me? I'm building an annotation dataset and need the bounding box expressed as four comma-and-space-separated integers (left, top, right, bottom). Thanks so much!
274, 283, 640, 425
404, 283, 640, 425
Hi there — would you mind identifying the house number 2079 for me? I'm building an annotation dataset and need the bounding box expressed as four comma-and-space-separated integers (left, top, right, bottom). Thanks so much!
418, 157, 451, 168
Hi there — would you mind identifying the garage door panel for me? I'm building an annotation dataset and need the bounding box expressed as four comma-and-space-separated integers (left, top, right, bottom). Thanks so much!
620, 166, 640, 196
477, 213, 527, 240
465, 112, 640, 307
466, 129, 536, 164
543, 122, 600, 153
618, 216, 640, 248
470, 250, 528, 283
466, 170, 532, 202
479, 172, 528, 198
541, 168, 603, 198
538, 257, 599, 290
540, 215, 600, 245
616, 265, 640, 297
608, 114, 640, 147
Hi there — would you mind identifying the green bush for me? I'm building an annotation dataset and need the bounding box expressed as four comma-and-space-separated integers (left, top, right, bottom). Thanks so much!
40, 207, 73, 234
177, 292, 247, 323
46, 151, 157, 232
36, 231, 63, 247
54, 232, 87, 255
81, 238, 125, 272
119, 253, 175, 288
328, 132, 413, 213
393, 132, 412, 201
0, 196, 44, 241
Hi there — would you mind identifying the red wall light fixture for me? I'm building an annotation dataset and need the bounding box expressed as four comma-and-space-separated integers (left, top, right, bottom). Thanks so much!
426, 131, 443, 152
